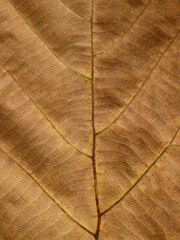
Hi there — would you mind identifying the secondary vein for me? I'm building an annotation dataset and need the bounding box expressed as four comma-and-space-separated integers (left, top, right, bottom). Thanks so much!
0, 148, 94, 236
101, 127, 180, 215
97, 31, 179, 135
9, 1, 92, 81
0, 65, 91, 159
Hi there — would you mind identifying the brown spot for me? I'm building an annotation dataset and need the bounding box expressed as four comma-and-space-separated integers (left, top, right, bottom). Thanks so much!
128, 0, 144, 7
0, 32, 13, 44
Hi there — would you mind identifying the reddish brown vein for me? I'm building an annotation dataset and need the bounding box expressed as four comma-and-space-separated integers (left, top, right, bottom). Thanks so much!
91, 1, 101, 239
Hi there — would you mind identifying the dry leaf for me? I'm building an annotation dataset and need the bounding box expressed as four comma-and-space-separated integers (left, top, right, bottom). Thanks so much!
0, 0, 180, 239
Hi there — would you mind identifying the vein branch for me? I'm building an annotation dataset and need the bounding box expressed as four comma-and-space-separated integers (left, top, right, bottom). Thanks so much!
9, 1, 92, 80
1, 65, 91, 159
0, 148, 94, 236
97, 31, 179, 136
94, 0, 151, 58
59, 0, 90, 21
101, 127, 180, 215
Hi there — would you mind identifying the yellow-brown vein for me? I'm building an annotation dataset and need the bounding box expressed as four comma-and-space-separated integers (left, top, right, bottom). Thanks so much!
94, 0, 151, 57
97, 31, 179, 135
59, 0, 90, 21
0, 65, 91, 159
0, 148, 94, 236
9, 0, 92, 80
101, 127, 180, 215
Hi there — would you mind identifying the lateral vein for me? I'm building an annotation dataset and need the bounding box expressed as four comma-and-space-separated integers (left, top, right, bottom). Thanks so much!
0, 148, 94, 236
97, 31, 179, 135
0, 65, 92, 158
101, 127, 180, 215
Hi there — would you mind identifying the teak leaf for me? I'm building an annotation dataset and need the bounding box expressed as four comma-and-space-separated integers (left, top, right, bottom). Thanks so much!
0, 0, 179, 239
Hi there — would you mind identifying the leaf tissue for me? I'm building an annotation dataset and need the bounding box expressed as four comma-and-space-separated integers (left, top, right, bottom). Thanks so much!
0, 0, 180, 239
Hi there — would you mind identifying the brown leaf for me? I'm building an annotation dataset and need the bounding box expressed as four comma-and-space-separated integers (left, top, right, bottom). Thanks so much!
0, 0, 179, 239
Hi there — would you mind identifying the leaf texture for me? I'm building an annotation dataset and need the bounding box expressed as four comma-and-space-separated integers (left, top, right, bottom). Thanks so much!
100, 146, 180, 240
0, 0, 180, 239
0, 150, 94, 240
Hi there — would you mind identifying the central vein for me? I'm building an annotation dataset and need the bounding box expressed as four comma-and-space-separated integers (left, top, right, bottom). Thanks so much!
91, 1, 101, 239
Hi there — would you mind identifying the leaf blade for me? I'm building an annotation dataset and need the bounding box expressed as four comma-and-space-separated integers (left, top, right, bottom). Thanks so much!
96, 32, 180, 212
94, 0, 180, 132
0, 66, 97, 232
0, 0, 93, 156
0, 149, 94, 239
99, 146, 180, 240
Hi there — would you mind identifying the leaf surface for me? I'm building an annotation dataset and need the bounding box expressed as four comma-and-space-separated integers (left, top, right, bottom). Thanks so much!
100, 146, 180, 240
0, 0, 180, 239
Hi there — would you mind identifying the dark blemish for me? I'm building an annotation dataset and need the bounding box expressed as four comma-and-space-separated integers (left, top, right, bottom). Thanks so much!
0, 32, 13, 44
128, 0, 144, 7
